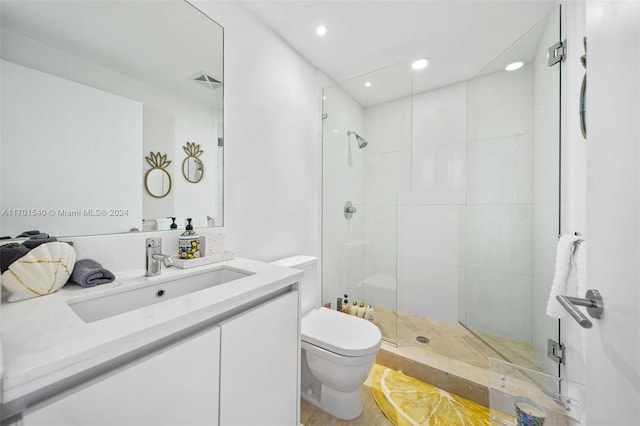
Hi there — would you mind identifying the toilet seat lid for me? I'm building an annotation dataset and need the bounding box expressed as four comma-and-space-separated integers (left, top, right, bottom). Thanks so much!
302, 308, 381, 357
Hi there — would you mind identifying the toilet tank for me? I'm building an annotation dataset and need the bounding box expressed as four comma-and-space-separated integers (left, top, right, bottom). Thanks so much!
270, 256, 317, 315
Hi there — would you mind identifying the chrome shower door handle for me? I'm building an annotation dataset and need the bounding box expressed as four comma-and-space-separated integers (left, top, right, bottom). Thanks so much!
556, 289, 604, 329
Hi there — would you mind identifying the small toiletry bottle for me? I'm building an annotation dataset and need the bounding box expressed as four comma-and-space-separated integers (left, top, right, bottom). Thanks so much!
350, 301, 359, 315
337, 297, 343, 312
358, 303, 366, 318
365, 305, 375, 321
341, 295, 350, 313
170, 217, 178, 229
178, 218, 200, 259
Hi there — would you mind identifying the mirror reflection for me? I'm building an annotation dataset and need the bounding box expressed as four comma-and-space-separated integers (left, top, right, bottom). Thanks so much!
182, 142, 205, 183
145, 152, 173, 199
0, 0, 224, 238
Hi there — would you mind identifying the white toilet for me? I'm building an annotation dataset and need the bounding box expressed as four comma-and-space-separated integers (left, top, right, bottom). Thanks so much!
271, 256, 381, 420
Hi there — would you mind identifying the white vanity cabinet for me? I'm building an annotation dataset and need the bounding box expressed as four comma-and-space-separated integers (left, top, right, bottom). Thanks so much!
1, 258, 303, 426
219, 291, 300, 426
21, 326, 221, 426
7, 289, 300, 426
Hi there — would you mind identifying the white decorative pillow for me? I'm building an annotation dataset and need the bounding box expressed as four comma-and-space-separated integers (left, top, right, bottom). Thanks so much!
1, 242, 76, 302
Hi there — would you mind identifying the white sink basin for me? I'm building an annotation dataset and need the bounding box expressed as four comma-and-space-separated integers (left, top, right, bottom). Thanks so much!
67, 266, 254, 323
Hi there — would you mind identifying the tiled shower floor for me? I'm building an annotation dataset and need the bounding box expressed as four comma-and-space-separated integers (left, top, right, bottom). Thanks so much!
376, 307, 539, 371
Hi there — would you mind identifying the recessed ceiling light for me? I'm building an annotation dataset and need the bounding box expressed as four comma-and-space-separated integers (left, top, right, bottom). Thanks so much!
505, 61, 524, 71
316, 25, 328, 36
411, 58, 429, 70
364, 81, 372, 88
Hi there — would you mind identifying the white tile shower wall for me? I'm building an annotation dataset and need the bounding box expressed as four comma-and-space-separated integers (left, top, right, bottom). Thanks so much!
465, 267, 534, 342
361, 97, 411, 311
401, 259, 459, 323
464, 65, 534, 338
396, 82, 467, 324
466, 133, 533, 205
321, 84, 365, 304
467, 66, 534, 141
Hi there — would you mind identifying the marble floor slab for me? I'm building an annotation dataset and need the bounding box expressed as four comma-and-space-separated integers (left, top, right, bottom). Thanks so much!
376, 307, 541, 372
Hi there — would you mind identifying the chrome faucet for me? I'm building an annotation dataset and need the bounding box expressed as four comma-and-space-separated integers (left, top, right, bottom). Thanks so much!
146, 237, 173, 277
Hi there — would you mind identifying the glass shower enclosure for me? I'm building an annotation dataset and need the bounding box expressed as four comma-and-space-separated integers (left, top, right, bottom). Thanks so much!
321, 61, 413, 346
321, 7, 562, 378
459, 8, 562, 376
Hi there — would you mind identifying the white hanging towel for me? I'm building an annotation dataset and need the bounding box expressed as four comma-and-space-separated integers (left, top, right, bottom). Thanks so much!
546, 234, 584, 319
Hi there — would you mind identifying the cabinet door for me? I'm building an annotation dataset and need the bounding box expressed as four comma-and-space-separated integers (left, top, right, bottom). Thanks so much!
23, 326, 221, 426
219, 291, 299, 426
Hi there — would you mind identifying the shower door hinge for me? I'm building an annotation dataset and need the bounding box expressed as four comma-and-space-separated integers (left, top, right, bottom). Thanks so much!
547, 339, 565, 364
548, 40, 567, 66
322, 113, 328, 120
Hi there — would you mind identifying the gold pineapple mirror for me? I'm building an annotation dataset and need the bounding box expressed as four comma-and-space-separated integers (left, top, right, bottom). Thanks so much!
182, 142, 205, 183
145, 152, 172, 198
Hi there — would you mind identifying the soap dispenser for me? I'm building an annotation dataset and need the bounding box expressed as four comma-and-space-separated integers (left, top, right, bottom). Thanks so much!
178, 218, 200, 259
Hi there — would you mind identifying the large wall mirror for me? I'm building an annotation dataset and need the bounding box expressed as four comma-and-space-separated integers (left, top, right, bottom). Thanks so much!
0, 0, 224, 238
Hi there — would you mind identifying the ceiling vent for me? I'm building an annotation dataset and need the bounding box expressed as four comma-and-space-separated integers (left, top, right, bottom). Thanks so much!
191, 71, 222, 91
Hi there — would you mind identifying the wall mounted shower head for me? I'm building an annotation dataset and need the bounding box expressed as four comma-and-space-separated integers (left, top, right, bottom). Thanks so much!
347, 130, 369, 149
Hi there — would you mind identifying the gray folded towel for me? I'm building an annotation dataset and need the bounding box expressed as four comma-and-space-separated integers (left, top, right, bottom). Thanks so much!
69, 259, 115, 287
22, 236, 58, 250
16, 230, 42, 238
0, 243, 30, 273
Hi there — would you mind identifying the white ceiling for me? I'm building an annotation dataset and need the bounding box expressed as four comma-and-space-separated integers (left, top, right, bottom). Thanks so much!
1, 1, 223, 109
241, 0, 557, 105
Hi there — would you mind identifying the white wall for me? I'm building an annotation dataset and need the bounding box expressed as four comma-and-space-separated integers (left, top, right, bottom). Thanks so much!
192, 1, 319, 261
0, 60, 143, 237
585, 1, 640, 424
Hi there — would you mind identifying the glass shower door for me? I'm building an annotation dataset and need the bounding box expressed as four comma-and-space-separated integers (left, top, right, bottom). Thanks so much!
460, 7, 561, 376
321, 61, 413, 346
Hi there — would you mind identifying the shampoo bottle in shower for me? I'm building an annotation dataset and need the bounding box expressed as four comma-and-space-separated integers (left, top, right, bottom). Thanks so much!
341, 295, 350, 313
357, 303, 366, 318
365, 305, 375, 322
350, 301, 359, 315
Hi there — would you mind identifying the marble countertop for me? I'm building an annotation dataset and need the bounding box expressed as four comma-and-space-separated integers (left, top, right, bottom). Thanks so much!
0, 257, 302, 405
